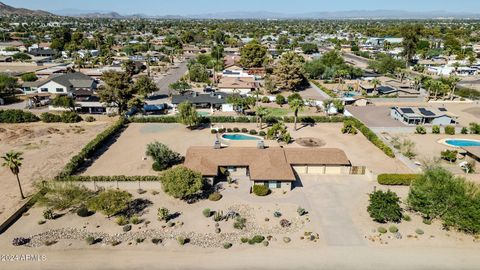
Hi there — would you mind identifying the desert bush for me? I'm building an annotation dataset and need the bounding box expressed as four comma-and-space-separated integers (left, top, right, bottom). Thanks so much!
40, 112, 62, 123
223, 242, 233, 249
250, 235, 265, 244
0, 109, 39, 123
415, 126, 426, 134
115, 216, 129, 226
159, 166, 204, 200
261, 96, 270, 103
38, 182, 94, 211
240, 237, 249, 243
38, 220, 46, 225
432, 125, 440, 134
241, 128, 248, 133
273, 211, 282, 218
461, 127, 469, 134
85, 236, 96, 245
130, 215, 141, 225
233, 217, 246, 230
441, 149, 458, 163
85, 116, 96, 122
253, 185, 270, 196
211, 129, 218, 134
259, 131, 266, 137
275, 94, 286, 105
341, 120, 357, 135
415, 229, 424, 235
157, 207, 170, 221
377, 226, 387, 234
389, 225, 399, 233
367, 190, 402, 223
123, 225, 132, 232
249, 129, 258, 135
208, 192, 222, 201
469, 122, 480, 134
297, 207, 307, 216
444, 125, 455, 135
61, 111, 83, 123
403, 214, 411, 222
151, 238, 162, 245
76, 206, 93, 217
43, 209, 55, 220
177, 236, 187, 245
280, 219, 291, 228
202, 208, 211, 217
146, 141, 182, 171
87, 190, 132, 217
226, 128, 233, 132
377, 174, 420, 186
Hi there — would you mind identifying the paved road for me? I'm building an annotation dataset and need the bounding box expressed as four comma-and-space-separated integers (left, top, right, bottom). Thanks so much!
151, 60, 189, 98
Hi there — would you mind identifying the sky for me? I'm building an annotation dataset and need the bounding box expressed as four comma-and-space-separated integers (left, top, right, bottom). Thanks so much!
3, 0, 480, 15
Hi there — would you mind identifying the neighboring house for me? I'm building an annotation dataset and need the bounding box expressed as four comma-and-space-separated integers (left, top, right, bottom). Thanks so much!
171, 92, 234, 112
390, 106, 458, 125
22, 72, 97, 95
28, 48, 56, 58
184, 146, 352, 192
217, 77, 260, 95
343, 96, 368, 107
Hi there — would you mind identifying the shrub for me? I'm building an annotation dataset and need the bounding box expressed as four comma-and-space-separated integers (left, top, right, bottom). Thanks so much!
37, 182, 94, 211
377, 226, 387, 234
208, 192, 222, 201
223, 242, 233, 249
152, 238, 162, 245
297, 207, 307, 216
157, 207, 170, 221
389, 225, 399, 233
111, 240, 121, 246
38, 220, 46, 225
12, 237, 30, 246
177, 236, 187, 245
226, 128, 233, 133
275, 94, 286, 105
444, 125, 455, 135
85, 236, 96, 245
123, 225, 132, 232
415, 126, 426, 134
211, 129, 218, 134
258, 131, 266, 137
273, 211, 282, 218
159, 166, 204, 200
240, 237, 249, 243
251, 235, 265, 244
213, 211, 223, 222
61, 111, 83, 123
0, 109, 39, 123
283, 237, 291, 243
341, 120, 357, 135
469, 122, 480, 134
280, 219, 291, 228
87, 190, 132, 217
261, 96, 270, 103
461, 127, 469, 134
116, 216, 129, 226
203, 208, 212, 218
146, 141, 182, 171
423, 218, 432, 225
241, 128, 248, 133
233, 217, 246, 230
76, 206, 93, 217
43, 209, 55, 220
249, 129, 258, 135
85, 116, 96, 122
377, 174, 420, 186
136, 238, 145, 243
263, 241, 269, 246
367, 190, 402, 223
440, 149, 458, 163
40, 112, 62, 123
403, 214, 411, 222
130, 215, 141, 225
432, 125, 440, 134
415, 229, 424, 235
233, 127, 240, 132
253, 185, 270, 196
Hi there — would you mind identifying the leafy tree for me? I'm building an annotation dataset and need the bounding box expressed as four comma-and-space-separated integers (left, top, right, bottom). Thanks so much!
300, 43, 319, 54
226, 94, 256, 114
239, 40, 268, 68
12, 52, 32, 61
87, 190, 132, 217
367, 190, 402, 223
146, 141, 182, 171
273, 52, 305, 91
177, 101, 199, 128
164, 35, 183, 50
133, 75, 158, 97
0, 74, 18, 99
1, 151, 25, 199
21, 73, 38, 82
188, 63, 209, 83
263, 74, 276, 94
368, 54, 405, 75
159, 166, 204, 200
51, 95, 76, 111
401, 24, 423, 65
275, 94, 286, 106
288, 96, 304, 131
98, 71, 134, 115
169, 81, 191, 94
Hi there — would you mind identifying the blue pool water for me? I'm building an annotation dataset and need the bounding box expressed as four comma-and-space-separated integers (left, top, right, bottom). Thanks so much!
445, 139, 480, 147
222, 134, 260, 141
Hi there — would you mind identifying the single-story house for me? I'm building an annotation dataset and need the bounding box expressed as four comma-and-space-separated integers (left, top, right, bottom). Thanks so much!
343, 96, 368, 107
217, 77, 260, 95
184, 146, 352, 192
171, 92, 233, 112
22, 72, 97, 95
390, 106, 458, 126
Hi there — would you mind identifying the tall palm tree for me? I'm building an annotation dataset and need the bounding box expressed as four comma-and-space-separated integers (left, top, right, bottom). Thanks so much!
448, 76, 461, 100
371, 78, 381, 94
255, 106, 269, 129
288, 97, 304, 131
2, 151, 25, 199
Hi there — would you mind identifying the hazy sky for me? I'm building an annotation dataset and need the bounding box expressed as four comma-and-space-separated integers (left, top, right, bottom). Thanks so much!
4, 0, 480, 15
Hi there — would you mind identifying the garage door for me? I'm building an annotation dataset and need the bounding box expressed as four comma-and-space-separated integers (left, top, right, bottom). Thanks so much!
325, 166, 343, 175
307, 166, 326, 174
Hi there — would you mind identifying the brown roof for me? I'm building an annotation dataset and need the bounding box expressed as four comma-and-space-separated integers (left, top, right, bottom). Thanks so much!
184, 146, 350, 181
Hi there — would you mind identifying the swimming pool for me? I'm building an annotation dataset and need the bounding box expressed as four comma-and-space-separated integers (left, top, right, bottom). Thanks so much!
222, 133, 261, 141
443, 139, 480, 147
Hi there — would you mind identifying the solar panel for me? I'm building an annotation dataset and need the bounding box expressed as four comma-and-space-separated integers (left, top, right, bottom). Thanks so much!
419, 108, 435, 116
438, 108, 448, 112
400, 108, 414, 114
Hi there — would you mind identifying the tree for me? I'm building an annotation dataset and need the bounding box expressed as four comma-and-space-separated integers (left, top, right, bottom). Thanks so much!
98, 71, 134, 115
87, 190, 132, 218
0, 74, 18, 99
255, 106, 269, 129
51, 95, 76, 111
146, 141, 182, 171
263, 74, 276, 94
188, 63, 209, 83
273, 52, 305, 91
300, 43, 318, 54
2, 151, 25, 199
159, 166, 204, 200
368, 54, 405, 75
21, 73, 38, 82
12, 52, 32, 61
239, 40, 268, 68
288, 96, 304, 131
401, 24, 423, 66
133, 75, 158, 97
177, 101, 199, 128
275, 94, 286, 106
367, 190, 402, 223
169, 81, 191, 95
371, 78, 381, 93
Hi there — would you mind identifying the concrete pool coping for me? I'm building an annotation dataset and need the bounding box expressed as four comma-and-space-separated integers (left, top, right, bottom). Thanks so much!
438, 138, 480, 148
221, 133, 264, 141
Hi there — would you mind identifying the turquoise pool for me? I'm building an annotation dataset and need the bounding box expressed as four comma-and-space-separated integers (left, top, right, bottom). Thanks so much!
222, 134, 261, 141
445, 139, 480, 147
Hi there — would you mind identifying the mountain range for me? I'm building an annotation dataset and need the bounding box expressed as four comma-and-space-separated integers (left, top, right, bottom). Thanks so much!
2, 1, 480, 19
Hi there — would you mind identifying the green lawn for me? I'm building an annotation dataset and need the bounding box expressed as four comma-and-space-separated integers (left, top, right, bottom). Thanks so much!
265, 107, 292, 117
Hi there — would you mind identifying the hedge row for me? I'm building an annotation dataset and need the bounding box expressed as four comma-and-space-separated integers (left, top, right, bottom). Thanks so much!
60, 175, 160, 182
130, 115, 346, 124
40, 112, 83, 123
349, 118, 395, 158
377, 174, 421, 186
55, 118, 127, 180
0, 109, 39, 123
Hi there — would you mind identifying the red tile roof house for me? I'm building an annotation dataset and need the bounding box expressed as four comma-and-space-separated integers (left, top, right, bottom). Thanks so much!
184, 146, 352, 193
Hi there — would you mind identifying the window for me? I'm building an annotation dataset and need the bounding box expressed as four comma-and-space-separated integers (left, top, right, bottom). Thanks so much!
41, 88, 48, 92
56, 88, 64, 93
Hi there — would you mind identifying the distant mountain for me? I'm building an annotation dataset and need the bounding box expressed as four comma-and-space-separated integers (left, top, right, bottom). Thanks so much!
0, 1, 54, 17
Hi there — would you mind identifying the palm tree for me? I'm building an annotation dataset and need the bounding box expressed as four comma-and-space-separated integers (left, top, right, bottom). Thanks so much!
371, 78, 381, 94
288, 97, 304, 131
448, 76, 461, 100
255, 106, 269, 129
2, 151, 25, 199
